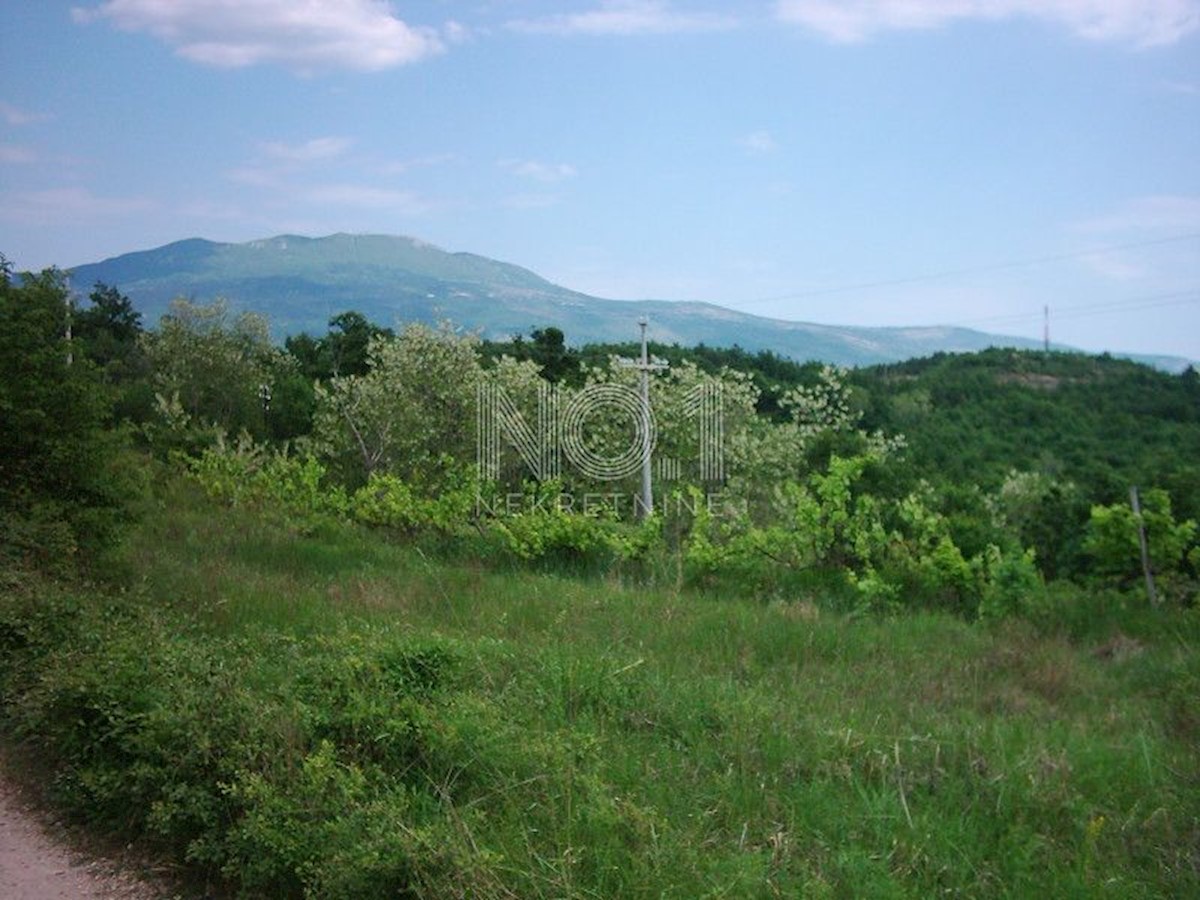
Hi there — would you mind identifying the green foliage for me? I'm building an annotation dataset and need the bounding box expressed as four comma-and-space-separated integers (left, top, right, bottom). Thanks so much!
4, 278, 1195, 895
3, 487, 1198, 898
351, 468, 478, 536
0, 573, 504, 897
74, 282, 143, 369
978, 546, 1046, 621
565, 339, 823, 419
482, 326, 582, 385
312, 322, 483, 487
490, 492, 660, 567
286, 310, 395, 381
685, 453, 1007, 615
0, 267, 140, 569
142, 297, 290, 448
848, 349, 1200, 521
1084, 489, 1197, 597
186, 435, 349, 530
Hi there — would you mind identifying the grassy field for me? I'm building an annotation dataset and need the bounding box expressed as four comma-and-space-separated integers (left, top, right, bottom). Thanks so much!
2, 478, 1197, 898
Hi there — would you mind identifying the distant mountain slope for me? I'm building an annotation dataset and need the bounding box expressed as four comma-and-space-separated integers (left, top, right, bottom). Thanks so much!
66, 233, 1193, 370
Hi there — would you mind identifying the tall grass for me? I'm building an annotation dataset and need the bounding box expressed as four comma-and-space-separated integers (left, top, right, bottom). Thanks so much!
2, 478, 1196, 897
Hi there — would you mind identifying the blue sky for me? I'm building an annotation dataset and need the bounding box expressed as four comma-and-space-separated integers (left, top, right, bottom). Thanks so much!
1, 1, 1198, 357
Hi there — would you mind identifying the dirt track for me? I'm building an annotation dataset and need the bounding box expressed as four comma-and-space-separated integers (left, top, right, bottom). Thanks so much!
0, 770, 167, 899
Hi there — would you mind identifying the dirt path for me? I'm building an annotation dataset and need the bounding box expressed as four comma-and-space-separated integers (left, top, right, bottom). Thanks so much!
0, 769, 171, 899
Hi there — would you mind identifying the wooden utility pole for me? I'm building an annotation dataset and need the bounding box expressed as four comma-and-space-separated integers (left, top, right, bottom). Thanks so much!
1130, 486, 1159, 606
1043, 305, 1050, 354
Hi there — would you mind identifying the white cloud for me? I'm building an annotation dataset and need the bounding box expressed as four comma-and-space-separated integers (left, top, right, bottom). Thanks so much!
774, 0, 1200, 47
738, 130, 779, 155
227, 136, 354, 187
503, 192, 562, 210
303, 183, 433, 214
0, 187, 155, 225
0, 144, 37, 164
1077, 195, 1200, 232
178, 198, 250, 221
227, 165, 283, 188
261, 136, 353, 163
1079, 252, 1145, 280
220, 135, 438, 216
72, 0, 444, 72
500, 159, 579, 182
1070, 196, 1200, 283
510, 1, 736, 36
377, 153, 458, 175
442, 20, 470, 44
0, 101, 53, 126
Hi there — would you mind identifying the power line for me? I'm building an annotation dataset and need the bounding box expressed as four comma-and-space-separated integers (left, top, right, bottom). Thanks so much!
1055, 293, 1200, 323
734, 232, 1200, 308
948, 289, 1200, 329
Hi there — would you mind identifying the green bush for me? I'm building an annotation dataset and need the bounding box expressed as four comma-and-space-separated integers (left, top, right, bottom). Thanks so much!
978, 546, 1046, 621
0, 578, 529, 897
1084, 489, 1196, 581
351, 468, 477, 536
187, 437, 349, 530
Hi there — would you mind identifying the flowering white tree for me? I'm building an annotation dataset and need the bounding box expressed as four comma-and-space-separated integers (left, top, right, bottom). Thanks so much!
312, 322, 484, 486
142, 297, 283, 439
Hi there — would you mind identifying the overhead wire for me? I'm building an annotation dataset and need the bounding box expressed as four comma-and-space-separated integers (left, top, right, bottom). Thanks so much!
730, 232, 1200, 309
946, 289, 1200, 328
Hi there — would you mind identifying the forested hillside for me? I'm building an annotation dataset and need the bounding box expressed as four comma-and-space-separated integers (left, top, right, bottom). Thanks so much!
486, 334, 1200, 582
510, 338, 1200, 508
851, 350, 1200, 510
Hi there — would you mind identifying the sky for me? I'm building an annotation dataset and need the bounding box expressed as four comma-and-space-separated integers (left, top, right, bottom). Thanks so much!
1, 0, 1198, 358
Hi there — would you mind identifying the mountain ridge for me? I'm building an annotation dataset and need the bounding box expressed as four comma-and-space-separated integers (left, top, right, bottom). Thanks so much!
65, 233, 1194, 371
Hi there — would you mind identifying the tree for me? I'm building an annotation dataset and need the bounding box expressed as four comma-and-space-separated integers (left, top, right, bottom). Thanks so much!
69, 281, 155, 423
0, 266, 134, 567
327, 311, 392, 377
285, 311, 394, 382
143, 298, 281, 442
529, 326, 579, 384
74, 281, 143, 364
312, 322, 484, 487
1084, 489, 1197, 589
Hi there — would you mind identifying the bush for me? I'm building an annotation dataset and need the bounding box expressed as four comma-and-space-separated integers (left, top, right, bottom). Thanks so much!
351, 468, 477, 536
1084, 489, 1197, 590
0, 574, 533, 898
978, 546, 1045, 621
187, 436, 349, 531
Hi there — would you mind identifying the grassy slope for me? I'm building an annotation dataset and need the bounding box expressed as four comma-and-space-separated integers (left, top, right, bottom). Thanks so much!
3, 480, 1198, 897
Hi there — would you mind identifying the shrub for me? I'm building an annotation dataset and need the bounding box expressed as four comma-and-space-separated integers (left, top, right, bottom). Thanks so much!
187, 436, 349, 530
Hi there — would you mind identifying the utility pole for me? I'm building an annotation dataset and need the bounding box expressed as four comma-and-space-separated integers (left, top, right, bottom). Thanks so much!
638, 318, 653, 519
1043, 305, 1050, 355
65, 275, 74, 367
1130, 486, 1159, 606
618, 318, 667, 519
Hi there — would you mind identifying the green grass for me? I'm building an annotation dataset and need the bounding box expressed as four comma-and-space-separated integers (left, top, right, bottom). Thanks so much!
2, 479, 1197, 898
